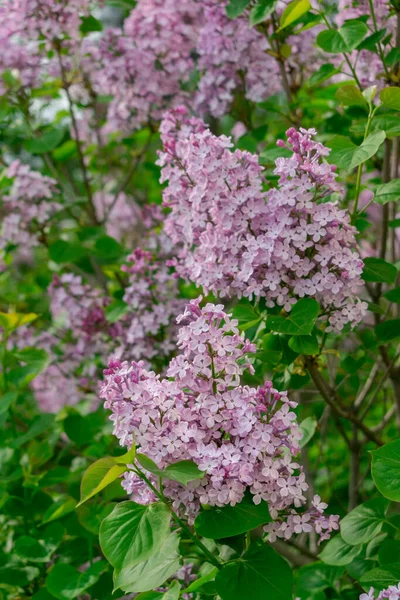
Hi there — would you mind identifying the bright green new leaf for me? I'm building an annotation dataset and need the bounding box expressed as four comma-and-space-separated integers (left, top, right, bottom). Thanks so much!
279, 0, 310, 30
0, 311, 38, 331
78, 457, 127, 507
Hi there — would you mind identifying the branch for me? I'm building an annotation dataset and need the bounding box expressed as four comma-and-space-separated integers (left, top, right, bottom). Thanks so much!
305, 358, 383, 446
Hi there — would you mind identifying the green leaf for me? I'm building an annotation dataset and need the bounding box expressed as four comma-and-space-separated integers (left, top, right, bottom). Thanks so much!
384, 286, 400, 302
335, 85, 368, 108
360, 563, 400, 590
195, 494, 271, 539
319, 535, 363, 566
362, 257, 397, 283
371, 439, 400, 501
250, 0, 278, 26
49, 240, 84, 264
100, 501, 171, 570
296, 563, 344, 597
374, 179, 400, 205
94, 235, 123, 260
379, 539, 400, 565
137, 454, 164, 476
0, 566, 40, 586
105, 300, 130, 323
340, 498, 389, 545
279, 0, 310, 30
80, 15, 103, 33
380, 87, 400, 111
77, 457, 127, 507
46, 561, 105, 600
266, 298, 320, 335
375, 319, 400, 343
299, 416, 317, 448
215, 542, 292, 600
0, 391, 17, 417
225, 0, 251, 18
327, 135, 357, 169
52, 140, 77, 161
317, 20, 368, 53
185, 568, 219, 592
288, 335, 319, 355
309, 64, 340, 85
114, 533, 181, 594
25, 128, 64, 154
349, 130, 386, 169
386, 48, 400, 68
14, 536, 51, 562
42, 496, 76, 525
0, 311, 38, 331
163, 460, 205, 486
14, 347, 50, 377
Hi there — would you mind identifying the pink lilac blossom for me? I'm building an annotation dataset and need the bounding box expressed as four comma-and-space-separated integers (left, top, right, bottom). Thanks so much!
334, 0, 395, 89
100, 298, 338, 541
92, 191, 143, 243
0, 160, 60, 255
120, 247, 185, 365
83, 0, 202, 134
158, 108, 367, 332
360, 584, 400, 600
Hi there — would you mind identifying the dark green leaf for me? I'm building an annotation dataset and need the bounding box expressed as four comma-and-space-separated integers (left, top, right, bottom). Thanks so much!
335, 85, 368, 108
266, 298, 320, 335
288, 335, 319, 355
360, 563, 400, 590
362, 257, 397, 283
215, 542, 292, 600
25, 129, 64, 154
225, 0, 251, 18
371, 439, 400, 501
375, 319, 400, 342
46, 561, 105, 600
80, 15, 103, 33
250, 0, 278, 26
299, 417, 317, 448
195, 494, 271, 539
163, 460, 204, 486
105, 300, 130, 323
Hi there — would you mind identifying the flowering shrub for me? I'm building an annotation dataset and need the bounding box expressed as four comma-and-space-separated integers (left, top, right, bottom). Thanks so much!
1, 0, 400, 599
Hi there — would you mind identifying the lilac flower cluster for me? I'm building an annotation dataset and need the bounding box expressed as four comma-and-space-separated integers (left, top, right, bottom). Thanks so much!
0, 160, 60, 259
100, 298, 338, 541
361, 584, 400, 600
334, 0, 395, 89
121, 247, 184, 364
83, 0, 201, 134
158, 107, 367, 331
